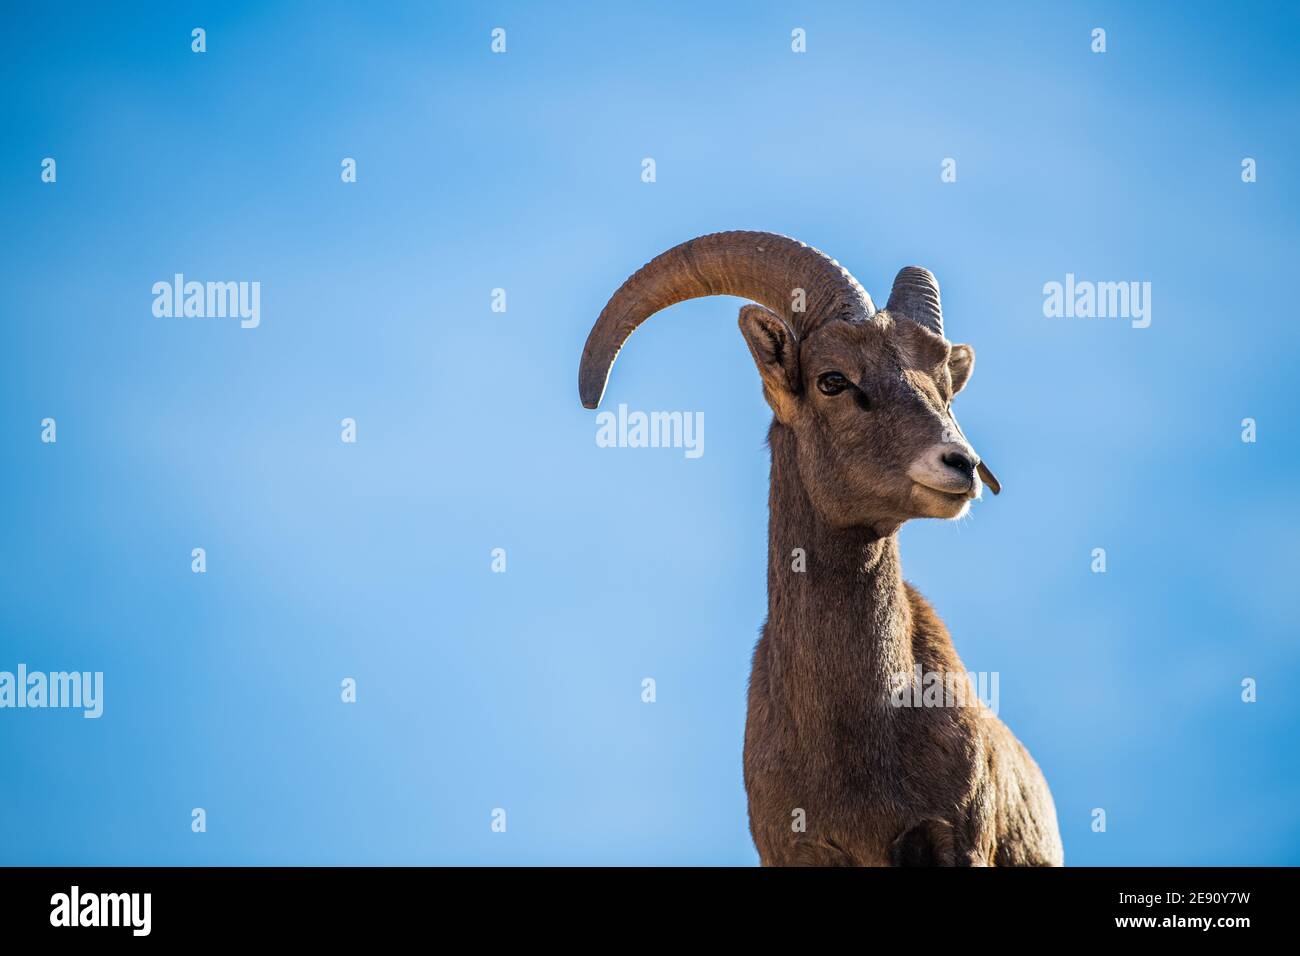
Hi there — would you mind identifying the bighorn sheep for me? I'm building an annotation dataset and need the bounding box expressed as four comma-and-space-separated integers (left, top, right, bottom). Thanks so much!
579, 232, 1063, 866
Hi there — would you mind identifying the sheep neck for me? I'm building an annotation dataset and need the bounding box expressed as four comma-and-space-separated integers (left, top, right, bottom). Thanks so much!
763, 422, 915, 728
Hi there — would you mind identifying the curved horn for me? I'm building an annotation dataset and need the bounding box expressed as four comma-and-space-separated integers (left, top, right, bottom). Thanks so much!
578, 231, 875, 409
886, 266, 943, 337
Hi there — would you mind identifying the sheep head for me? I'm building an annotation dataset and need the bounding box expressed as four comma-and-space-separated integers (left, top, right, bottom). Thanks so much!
578, 231, 1001, 534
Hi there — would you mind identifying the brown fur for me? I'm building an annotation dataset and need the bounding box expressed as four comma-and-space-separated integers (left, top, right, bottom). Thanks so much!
738, 309, 1063, 867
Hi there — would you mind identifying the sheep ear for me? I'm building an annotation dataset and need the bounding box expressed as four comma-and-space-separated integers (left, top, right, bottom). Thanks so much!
738, 304, 800, 422
949, 343, 975, 395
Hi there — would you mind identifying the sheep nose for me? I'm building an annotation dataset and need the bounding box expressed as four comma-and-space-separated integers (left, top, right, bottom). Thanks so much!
941, 450, 976, 482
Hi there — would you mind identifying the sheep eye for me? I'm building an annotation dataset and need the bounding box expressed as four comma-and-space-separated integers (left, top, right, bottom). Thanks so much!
817, 372, 850, 396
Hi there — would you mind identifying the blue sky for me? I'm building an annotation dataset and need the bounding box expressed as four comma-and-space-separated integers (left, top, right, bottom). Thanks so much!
1, 1, 1297, 865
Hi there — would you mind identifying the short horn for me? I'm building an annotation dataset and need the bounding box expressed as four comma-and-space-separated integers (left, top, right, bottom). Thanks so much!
578, 231, 874, 409
886, 266, 943, 337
